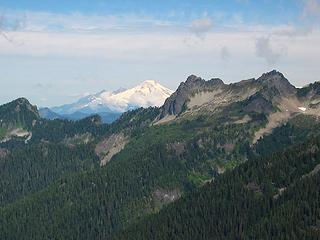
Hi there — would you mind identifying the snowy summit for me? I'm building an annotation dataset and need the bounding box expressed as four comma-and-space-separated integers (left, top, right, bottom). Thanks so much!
52, 80, 174, 115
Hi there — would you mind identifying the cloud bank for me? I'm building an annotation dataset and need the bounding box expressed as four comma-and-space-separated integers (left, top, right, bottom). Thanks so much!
255, 37, 283, 65
0, 4, 320, 106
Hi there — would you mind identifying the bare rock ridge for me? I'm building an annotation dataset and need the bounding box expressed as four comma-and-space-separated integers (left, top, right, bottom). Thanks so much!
159, 70, 300, 119
160, 75, 224, 117
297, 82, 320, 109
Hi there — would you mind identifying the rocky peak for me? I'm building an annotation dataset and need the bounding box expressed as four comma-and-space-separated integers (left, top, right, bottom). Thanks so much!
7, 98, 39, 115
15, 97, 30, 105
297, 81, 320, 108
185, 75, 204, 85
208, 78, 225, 86
0, 98, 40, 129
298, 82, 320, 97
176, 75, 205, 91
183, 75, 224, 88
257, 70, 296, 96
160, 75, 225, 118
260, 70, 284, 78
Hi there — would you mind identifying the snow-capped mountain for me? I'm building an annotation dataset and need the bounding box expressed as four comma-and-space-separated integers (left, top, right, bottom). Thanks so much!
51, 80, 174, 116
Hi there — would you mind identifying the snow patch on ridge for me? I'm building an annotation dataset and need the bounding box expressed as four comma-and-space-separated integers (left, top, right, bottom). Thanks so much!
298, 107, 307, 112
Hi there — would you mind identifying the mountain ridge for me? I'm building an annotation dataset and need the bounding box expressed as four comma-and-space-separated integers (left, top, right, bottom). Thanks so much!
157, 70, 319, 129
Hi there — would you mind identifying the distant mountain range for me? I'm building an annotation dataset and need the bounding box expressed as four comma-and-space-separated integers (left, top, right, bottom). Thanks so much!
38, 107, 122, 123
40, 80, 173, 123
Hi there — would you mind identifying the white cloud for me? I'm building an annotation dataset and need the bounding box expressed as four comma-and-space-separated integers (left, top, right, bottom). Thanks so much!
272, 25, 313, 37
220, 46, 230, 62
255, 37, 286, 65
0, 23, 318, 64
1, 26, 319, 106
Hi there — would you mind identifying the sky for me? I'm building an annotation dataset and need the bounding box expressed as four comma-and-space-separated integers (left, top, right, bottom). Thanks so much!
0, 0, 319, 106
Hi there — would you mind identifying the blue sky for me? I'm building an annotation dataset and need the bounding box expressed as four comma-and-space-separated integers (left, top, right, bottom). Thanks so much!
0, 0, 303, 25
0, 0, 319, 106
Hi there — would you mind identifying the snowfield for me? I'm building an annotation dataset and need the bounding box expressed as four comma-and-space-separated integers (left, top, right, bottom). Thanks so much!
52, 80, 173, 114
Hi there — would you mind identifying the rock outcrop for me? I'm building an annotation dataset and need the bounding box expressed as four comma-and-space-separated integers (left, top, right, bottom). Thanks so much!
160, 75, 224, 117
257, 70, 296, 96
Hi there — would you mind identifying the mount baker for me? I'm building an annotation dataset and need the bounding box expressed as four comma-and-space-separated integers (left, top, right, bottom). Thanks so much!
40, 80, 173, 123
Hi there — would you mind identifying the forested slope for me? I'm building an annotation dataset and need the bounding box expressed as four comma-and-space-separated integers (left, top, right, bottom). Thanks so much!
0, 114, 258, 239
1, 114, 320, 240
114, 136, 320, 240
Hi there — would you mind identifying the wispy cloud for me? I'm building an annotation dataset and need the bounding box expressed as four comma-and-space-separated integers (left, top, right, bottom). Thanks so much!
34, 82, 52, 89
255, 37, 286, 65
303, 0, 320, 18
272, 25, 313, 37
0, 15, 16, 43
220, 46, 230, 62
3, 10, 178, 34
0, 13, 25, 44
271, 0, 320, 39
190, 18, 213, 37
0, 8, 318, 76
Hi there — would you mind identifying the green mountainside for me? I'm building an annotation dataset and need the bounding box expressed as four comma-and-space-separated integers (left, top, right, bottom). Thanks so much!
1, 71, 320, 239
0, 98, 40, 130
114, 135, 320, 240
